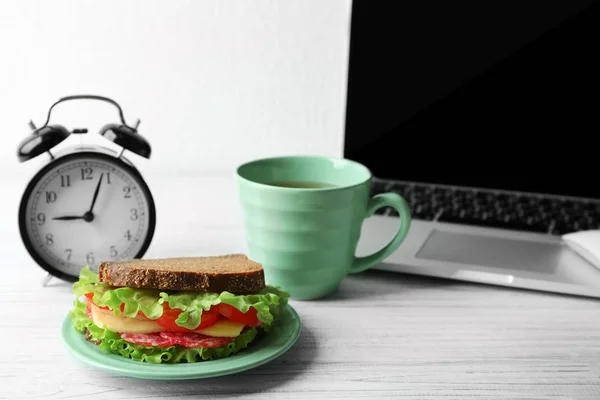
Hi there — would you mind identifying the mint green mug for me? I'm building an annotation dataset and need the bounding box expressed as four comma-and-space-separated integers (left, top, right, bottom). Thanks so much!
236, 156, 411, 300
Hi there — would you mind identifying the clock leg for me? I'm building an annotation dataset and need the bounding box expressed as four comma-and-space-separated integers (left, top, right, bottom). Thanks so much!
41, 273, 53, 287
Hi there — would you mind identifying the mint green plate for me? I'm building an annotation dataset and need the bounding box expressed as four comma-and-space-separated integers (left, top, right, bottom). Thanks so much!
61, 304, 301, 380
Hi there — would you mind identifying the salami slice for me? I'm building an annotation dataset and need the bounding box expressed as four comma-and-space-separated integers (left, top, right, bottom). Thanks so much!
119, 332, 174, 347
118, 331, 236, 348
159, 331, 235, 348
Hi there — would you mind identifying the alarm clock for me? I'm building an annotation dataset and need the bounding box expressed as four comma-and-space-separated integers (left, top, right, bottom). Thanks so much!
17, 95, 156, 282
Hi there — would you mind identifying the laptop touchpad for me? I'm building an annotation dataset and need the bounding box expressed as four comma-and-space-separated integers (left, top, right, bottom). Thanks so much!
416, 230, 559, 274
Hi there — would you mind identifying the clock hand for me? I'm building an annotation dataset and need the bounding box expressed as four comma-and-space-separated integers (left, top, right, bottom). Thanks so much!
88, 173, 104, 214
52, 215, 86, 220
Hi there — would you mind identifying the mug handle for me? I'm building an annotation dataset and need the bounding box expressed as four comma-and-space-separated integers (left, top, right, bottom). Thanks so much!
349, 192, 412, 274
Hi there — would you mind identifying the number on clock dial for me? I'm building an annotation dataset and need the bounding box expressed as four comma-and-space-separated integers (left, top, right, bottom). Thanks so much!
46, 191, 57, 203
81, 167, 93, 180
27, 158, 150, 273
61, 175, 71, 187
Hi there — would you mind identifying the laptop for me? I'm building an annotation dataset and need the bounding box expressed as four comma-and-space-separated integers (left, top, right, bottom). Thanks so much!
343, 1, 600, 298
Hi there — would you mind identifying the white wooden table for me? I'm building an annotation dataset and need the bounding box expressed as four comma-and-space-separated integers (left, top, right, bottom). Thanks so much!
2, 172, 600, 399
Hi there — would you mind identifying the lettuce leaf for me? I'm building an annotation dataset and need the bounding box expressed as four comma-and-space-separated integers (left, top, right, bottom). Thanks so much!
159, 292, 222, 329
219, 286, 289, 331
69, 300, 258, 363
71, 266, 289, 330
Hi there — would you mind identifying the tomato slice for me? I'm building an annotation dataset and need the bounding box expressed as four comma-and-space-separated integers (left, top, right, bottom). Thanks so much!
84, 293, 110, 310
84, 292, 148, 319
155, 304, 220, 332
214, 303, 262, 326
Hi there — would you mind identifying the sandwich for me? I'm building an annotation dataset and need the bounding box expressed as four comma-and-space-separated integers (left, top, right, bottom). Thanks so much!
68, 254, 289, 364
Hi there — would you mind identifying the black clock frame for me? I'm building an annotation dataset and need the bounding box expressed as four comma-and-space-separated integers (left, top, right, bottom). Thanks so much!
18, 149, 157, 282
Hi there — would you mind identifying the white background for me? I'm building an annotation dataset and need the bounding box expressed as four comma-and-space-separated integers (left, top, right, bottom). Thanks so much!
0, 0, 352, 267
0, 0, 351, 179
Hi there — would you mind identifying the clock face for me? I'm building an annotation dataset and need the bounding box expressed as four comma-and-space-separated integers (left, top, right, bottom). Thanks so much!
19, 152, 155, 279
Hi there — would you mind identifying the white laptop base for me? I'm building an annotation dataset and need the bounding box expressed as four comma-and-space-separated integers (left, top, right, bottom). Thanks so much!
357, 215, 600, 299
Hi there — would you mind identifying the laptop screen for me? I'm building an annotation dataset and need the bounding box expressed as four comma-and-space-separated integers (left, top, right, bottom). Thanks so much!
343, 1, 600, 199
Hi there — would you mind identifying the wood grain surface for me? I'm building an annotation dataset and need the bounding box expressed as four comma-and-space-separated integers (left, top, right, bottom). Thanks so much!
2, 174, 600, 399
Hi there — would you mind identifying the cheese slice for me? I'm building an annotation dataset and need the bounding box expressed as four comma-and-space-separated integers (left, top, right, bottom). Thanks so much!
90, 304, 245, 336
91, 305, 165, 334
195, 319, 245, 337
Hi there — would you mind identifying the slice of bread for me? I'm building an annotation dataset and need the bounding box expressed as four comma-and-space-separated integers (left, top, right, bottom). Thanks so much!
98, 254, 265, 293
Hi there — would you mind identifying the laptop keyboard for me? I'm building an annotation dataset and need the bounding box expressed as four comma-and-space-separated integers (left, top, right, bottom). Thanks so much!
371, 180, 600, 235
